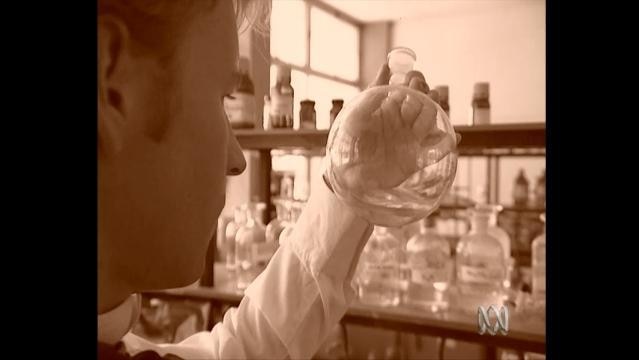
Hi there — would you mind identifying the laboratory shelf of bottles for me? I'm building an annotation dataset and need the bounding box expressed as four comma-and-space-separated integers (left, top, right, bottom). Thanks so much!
144, 260, 545, 354
235, 123, 545, 154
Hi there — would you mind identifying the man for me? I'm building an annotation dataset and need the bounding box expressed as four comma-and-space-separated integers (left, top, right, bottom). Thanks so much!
98, 1, 455, 358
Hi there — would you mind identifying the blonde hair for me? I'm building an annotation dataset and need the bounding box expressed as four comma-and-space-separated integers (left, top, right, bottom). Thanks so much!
98, 0, 271, 57
235, 0, 271, 35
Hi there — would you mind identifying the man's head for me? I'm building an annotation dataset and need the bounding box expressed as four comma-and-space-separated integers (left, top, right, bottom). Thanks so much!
98, 0, 269, 308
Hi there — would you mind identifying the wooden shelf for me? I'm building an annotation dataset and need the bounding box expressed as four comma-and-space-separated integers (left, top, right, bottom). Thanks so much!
234, 129, 329, 150
234, 123, 545, 152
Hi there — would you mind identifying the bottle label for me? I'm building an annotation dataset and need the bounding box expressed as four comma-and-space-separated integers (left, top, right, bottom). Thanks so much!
471, 108, 490, 125
272, 94, 293, 118
362, 263, 399, 287
408, 251, 450, 284
458, 265, 504, 284
410, 267, 449, 285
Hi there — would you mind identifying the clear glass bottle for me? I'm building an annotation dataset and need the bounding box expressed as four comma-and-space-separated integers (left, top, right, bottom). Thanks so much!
358, 226, 402, 307
326, 47, 458, 227
235, 202, 267, 290
269, 64, 294, 129
225, 205, 247, 277
531, 213, 546, 299
476, 204, 513, 288
406, 216, 452, 312
455, 207, 506, 313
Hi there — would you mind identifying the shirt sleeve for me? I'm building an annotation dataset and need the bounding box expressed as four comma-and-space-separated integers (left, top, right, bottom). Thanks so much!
122, 180, 373, 359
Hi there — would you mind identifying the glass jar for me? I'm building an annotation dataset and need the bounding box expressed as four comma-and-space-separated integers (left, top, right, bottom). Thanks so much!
406, 216, 452, 312
455, 207, 506, 313
299, 99, 316, 130
358, 226, 402, 307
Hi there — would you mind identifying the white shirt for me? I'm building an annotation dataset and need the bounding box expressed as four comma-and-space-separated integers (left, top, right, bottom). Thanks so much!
98, 181, 373, 359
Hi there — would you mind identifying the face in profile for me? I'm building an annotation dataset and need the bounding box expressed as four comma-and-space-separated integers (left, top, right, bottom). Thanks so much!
98, 0, 246, 294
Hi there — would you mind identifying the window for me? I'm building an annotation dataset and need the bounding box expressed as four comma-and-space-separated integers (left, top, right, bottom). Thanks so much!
270, 0, 307, 67
310, 7, 359, 82
270, 0, 361, 130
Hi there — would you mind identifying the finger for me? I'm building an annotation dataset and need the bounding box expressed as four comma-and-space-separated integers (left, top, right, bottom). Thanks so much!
368, 62, 391, 88
455, 133, 462, 145
428, 90, 440, 104
405, 71, 430, 94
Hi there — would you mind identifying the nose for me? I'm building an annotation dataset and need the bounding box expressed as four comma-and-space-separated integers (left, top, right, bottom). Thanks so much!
226, 125, 246, 176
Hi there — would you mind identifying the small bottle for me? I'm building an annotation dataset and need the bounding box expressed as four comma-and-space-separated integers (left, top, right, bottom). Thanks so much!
270, 64, 294, 129
225, 205, 247, 277
235, 203, 267, 290
455, 206, 506, 313
406, 216, 452, 312
534, 170, 546, 208
263, 95, 271, 130
329, 99, 344, 127
469, 82, 490, 125
513, 169, 530, 207
531, 214, 546, 299
387, 47, 416, 86
477, 204, 514, 288
225, 57, 256, 129
434, 85, 450, 118
358, 226, 402, 307
280, 172, 295, 199
299, 100, 316, 130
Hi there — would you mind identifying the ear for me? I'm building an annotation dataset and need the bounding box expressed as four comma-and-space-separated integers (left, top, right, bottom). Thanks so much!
98, 15, 131, 156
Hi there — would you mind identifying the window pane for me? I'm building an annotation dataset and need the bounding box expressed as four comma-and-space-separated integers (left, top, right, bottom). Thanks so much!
307, 76, 359, 129
310, 7, 359, 82
270, 0, 307, 67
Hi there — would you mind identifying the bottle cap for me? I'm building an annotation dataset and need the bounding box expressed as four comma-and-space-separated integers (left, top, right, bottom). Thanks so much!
387, 47, 416, 85
473, 82, 490, 100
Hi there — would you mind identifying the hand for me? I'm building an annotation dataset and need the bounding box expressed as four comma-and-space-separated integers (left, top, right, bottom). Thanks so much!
327, 63, 461, 191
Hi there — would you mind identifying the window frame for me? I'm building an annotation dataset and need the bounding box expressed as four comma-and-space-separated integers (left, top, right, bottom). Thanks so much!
270, 0, 363, 90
